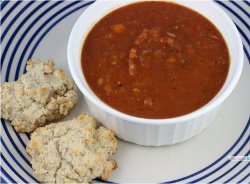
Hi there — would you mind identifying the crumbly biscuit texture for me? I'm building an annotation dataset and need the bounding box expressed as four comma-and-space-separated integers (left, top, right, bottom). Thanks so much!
26, 114, 118, 183
0, 59, 78, 132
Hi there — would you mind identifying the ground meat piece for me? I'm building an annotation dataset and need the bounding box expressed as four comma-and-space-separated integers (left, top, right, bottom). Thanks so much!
166, 57, 176, 63
166, 37, 175, 46
166, 32, 176, 37
154, 50, 165, 58
132, 88, 141, 95
97, 78, 104, 86
128, 48, 138, 76
134, 27, 161, 45
111, 24, 125, 34
144, 98, 153, 107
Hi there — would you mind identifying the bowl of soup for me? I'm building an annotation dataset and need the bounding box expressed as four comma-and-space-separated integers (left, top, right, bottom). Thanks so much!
68, 0, 243, 146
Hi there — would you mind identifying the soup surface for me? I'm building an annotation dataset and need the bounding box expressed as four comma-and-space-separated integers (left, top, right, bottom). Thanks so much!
82, 2, 230, 119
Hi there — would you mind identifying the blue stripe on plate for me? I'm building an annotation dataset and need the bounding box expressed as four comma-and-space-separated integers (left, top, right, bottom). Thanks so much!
230, 1, 250, 18
238, 171, 250, 183
1, 136, 39, 182
1, 153, 27, 183
4, 2, 49, 81
0, 1, 35, 69
0, 1, 21, 25
215, 2, 250, 65
243, 0, 250, 7
1, 119, 30, 166
0, 0, 9, 10
95, 178, 114, 183
18, 0, 81, 76
0, 167, 15, 183
13, 0, 60, 81
28, 1, 95, 59
225, 162, 250, 183
0, 1, 35, 45
189, 134, 250, 183
235, 20, 250, 46
0, 176, 7, 184
165, 119, 250, 183
214, 2, 250, 48
243, 47, 250, 63
216, 1, 250, 30
208, 150, 250, 183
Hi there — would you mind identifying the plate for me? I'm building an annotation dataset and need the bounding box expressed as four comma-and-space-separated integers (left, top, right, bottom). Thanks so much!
1, 1, 249, 183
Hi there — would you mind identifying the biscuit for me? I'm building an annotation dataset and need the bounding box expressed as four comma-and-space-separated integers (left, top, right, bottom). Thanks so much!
0, 59, 78, 132
26, 114, 118, 183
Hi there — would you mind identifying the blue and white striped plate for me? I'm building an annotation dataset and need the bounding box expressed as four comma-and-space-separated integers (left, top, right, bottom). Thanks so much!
1, 1, 249, 183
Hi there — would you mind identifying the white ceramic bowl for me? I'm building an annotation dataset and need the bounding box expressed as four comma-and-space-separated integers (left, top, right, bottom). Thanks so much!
68, 0, 243, 146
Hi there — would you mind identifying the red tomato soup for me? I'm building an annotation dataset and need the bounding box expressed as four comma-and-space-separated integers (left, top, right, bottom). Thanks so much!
81, 2, 230, 119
